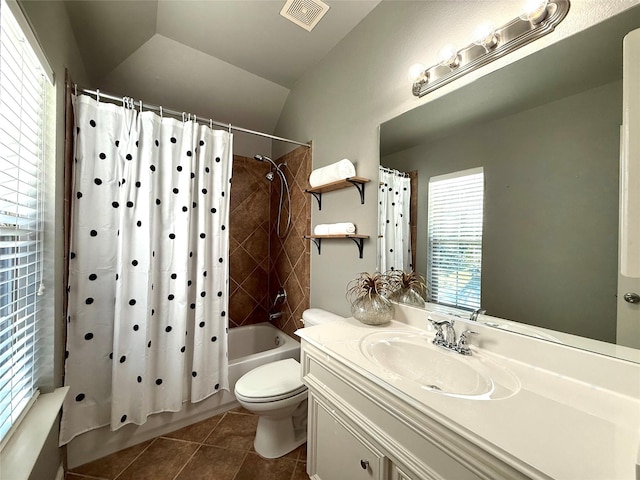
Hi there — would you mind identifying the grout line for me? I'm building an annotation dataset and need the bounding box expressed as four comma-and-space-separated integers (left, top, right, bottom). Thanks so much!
231, 450, 251, 480
113, 438, 157, 480
170, 443, 202, 480
66, 473, 109, 480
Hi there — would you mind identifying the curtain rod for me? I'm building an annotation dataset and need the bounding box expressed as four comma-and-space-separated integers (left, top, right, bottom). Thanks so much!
75, 85, 311, 148
380, 166, 410, 177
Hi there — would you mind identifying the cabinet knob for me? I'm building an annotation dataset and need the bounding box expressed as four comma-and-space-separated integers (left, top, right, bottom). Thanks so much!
360, 459, 369, 470
624, 292, 640, 304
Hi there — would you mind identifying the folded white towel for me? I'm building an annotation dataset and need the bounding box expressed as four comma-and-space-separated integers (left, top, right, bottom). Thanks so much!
309, 159, 356, 187
314, 222, 356, 235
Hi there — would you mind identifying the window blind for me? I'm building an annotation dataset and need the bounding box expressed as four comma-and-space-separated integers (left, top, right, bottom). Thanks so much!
0, 0, 51, 445
427, 168, 484, 311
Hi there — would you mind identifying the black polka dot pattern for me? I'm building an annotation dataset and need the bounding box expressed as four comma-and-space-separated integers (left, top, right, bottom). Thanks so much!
64, 103, 232, 437
379, 170, 412, 273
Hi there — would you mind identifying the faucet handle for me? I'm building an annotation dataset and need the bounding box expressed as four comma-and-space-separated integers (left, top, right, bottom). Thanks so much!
428, 317, 445, 345
457, 330, 478, 355
429, 317, 453, 328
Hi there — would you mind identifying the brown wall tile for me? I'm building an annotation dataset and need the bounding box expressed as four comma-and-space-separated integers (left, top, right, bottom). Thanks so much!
229, 148, 311, 336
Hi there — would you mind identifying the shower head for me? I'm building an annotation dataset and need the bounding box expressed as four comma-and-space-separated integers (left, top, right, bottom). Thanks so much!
254, 154, 278, 170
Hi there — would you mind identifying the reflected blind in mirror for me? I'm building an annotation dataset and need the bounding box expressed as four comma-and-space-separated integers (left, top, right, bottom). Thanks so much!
427, 167, 484, 311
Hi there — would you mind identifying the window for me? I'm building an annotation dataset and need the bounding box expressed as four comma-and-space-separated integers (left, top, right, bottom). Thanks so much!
427, 168, 484, 311
0, 0, 53, 445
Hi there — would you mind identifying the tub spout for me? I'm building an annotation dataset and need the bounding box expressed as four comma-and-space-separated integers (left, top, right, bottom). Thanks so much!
269, 311, 283, 321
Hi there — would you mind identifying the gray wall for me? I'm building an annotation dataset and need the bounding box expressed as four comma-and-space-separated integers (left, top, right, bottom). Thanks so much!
274, 0, 638, 317
382, 81, 621, 342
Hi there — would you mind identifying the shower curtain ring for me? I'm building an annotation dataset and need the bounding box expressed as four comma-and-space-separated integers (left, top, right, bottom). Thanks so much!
228, 123, 232, 134
96, 89, 100, 104
74, 83, 77, 96
182, 112, 186, 123
209, 119, 213, 129
139, 100, 143, 113
160, 106, 163, 118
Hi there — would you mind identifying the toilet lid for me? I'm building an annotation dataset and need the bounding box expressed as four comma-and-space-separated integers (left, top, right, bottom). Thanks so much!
235, 358, 305, 401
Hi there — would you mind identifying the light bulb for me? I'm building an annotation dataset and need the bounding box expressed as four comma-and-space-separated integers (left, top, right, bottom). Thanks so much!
519, 0, 549, 24
438, 44, 460, 69
472, 23, 499, 50
407, 63, 427, 83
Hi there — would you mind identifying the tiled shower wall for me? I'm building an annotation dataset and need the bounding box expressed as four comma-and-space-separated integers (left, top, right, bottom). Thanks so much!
228, 147, 311, 335
269, 147, 311, 338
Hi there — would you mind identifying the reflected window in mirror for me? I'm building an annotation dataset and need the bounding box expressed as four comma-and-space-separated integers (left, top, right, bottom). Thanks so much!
427, 168, 484, 310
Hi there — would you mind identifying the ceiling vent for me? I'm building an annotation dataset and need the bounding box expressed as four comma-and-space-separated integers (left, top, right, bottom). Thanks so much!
280, 0, 330, 32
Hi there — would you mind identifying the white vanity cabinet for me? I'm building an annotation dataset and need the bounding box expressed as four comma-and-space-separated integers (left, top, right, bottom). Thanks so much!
302, 341, 528, 480
310, 395, 387, 479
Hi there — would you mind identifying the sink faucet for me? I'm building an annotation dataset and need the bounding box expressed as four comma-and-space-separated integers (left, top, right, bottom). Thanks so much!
428, 317, 478, 355
469, 308, 486, 322
456, 330, 478, 355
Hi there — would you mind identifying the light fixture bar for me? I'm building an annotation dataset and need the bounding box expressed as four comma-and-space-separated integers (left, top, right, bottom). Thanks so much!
412, 0, 570, 97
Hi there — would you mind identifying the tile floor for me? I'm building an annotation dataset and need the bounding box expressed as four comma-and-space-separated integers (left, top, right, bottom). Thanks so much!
66, 408, 308, 480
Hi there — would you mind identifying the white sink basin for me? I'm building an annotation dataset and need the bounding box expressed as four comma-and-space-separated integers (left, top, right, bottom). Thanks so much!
360, 331, 520, 400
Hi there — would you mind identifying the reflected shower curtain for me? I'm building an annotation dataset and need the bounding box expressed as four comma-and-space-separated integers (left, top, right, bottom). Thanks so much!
378, 166, 411, 272
60, 95, 232, 445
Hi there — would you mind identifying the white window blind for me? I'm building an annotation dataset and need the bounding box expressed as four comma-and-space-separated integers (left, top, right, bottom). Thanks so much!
427, 167, 484, 311
0, 0, 52, 445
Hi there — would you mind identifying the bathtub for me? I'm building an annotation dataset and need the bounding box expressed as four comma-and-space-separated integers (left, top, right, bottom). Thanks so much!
67, 322, 301, 469
228, 322, 301, 386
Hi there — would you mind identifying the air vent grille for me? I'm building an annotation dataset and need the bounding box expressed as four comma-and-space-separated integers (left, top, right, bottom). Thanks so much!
280, 0, 330, 32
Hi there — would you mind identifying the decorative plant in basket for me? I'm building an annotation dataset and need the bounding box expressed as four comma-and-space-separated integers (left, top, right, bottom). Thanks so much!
346, 272, 395, 325
388, 270, 428, 307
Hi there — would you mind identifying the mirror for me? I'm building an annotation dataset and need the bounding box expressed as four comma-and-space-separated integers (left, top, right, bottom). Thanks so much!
379, 5, 640, 361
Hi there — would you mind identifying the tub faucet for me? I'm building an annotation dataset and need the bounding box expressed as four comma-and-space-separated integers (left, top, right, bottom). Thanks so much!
470, 308, 486, 322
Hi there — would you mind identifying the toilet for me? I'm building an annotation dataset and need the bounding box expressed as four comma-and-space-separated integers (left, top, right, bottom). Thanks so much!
234, 308, 344, 458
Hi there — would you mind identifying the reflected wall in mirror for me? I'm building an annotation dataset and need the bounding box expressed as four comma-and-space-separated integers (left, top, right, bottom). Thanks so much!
379, 5, 640, 359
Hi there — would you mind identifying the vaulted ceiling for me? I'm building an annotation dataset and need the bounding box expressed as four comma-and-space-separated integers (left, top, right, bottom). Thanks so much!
64, 0, 380, 135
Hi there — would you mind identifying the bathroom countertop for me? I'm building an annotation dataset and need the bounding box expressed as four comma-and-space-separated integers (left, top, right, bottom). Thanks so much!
297, 318, 640, 480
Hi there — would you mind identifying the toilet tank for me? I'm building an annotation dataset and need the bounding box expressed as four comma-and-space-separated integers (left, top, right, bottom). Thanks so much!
302, 308, 346, 327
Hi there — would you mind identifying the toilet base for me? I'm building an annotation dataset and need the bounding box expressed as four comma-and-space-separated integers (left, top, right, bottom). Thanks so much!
254, 415, 307, 459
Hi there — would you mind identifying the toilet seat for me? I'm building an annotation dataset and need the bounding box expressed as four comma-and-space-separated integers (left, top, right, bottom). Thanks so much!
234, 358, 306, 403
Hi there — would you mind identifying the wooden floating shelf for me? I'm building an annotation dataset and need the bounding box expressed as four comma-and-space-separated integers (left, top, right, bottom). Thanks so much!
305, 177, 370, 210
305, 234, 370, 239
304, 234, 370, 259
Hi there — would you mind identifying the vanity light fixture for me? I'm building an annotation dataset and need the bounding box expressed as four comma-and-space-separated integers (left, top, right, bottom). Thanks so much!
520, 0, 550, 25
410, 0, 569, 97
438, 44, 461, 69
472, 23, 499, 51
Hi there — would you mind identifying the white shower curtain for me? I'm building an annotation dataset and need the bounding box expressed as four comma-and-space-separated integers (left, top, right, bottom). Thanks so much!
60, 95, 232, 445
378, 166, 411, 272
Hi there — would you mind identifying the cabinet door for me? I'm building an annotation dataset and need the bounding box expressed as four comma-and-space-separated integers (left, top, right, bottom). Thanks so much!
309, 395, 387, 480
391, 465, 415, 480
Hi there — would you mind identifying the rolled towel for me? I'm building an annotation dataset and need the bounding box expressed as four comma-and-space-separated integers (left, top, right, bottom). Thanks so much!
309, 159, 356, 187
314, 222, 356, 235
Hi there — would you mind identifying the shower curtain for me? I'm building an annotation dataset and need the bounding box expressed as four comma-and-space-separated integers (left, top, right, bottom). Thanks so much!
60, 95, 232, 445
378, 166, 411, 272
